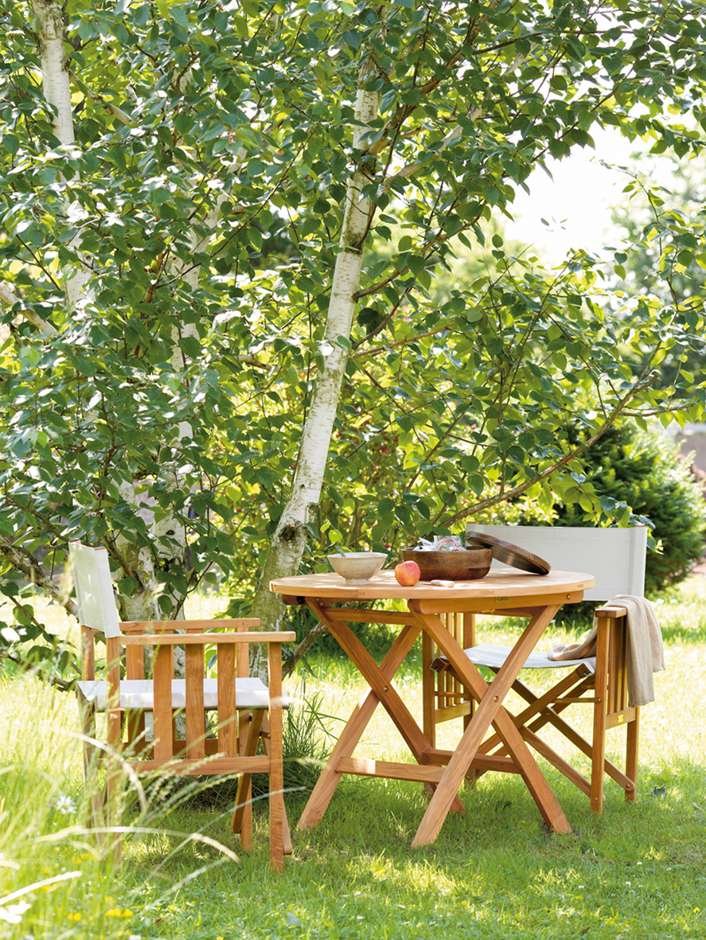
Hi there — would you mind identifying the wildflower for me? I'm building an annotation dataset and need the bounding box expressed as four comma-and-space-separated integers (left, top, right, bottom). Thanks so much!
0, 900, 30, 925
105, 908, 133, 918
54, 794, 77, 815
67, 912, 82, 922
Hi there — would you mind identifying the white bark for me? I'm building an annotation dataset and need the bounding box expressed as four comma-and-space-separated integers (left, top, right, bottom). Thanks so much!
0, 281, 58, 337
32, 0, 91, 311
31, 2, 161, 621
252, 68, 379, 631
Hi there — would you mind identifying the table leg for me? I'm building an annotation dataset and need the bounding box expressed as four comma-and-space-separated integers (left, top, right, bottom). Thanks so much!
298, 615, 422, 830
309, 601, 431, 760
409, 603, 571, 846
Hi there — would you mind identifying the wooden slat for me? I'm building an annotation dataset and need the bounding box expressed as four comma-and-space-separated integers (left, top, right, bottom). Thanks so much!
462, 612, 475, 731
236, 621, 253, 849
173, 738, 220, 755
440, 615, 449, 708
338, 757, 445, 784
125, 640, 146, 749
131, 755, 269, 775
217, 644, 237, 757
607, 707, 636, 729
422, 631, 435, 747
619, 621, 629, 710
425, 748, 520, 774
120, 618, 261, 632
125, 644, 145, 679
268, 642, 285, 871
626, 707, 640, 801
122, 631, 295, 646
322, 608, 415, 625
434, 703, 472, 722
153, 645, 174, 762
416, 591, 585, 614
106, 637, 121, 743
81, 626, 96, 681
593, 605, 628, 619
591, 615, 610, 813
185, 645, 205, 759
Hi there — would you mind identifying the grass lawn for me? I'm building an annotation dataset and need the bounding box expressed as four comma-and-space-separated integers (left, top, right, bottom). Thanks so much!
1, 577, 705, 938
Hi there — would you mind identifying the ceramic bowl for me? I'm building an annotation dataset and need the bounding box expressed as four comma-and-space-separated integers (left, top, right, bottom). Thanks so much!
327, 552, 387, 584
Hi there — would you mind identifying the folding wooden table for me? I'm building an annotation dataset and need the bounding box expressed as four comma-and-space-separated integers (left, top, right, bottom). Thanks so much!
270, 568, 594, 846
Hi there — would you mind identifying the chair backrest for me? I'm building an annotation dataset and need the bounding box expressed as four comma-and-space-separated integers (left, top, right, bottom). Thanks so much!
465, 525, 647, 601
69, 541, 122, 637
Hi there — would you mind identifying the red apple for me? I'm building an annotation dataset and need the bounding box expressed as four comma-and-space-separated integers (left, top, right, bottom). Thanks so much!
395, 560, 421, 586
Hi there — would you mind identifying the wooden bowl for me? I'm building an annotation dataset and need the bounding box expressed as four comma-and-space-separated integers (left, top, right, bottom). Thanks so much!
401, 548, 492, 581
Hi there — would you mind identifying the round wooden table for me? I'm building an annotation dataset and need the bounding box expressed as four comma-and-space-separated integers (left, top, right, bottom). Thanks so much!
271, 568, 594, 847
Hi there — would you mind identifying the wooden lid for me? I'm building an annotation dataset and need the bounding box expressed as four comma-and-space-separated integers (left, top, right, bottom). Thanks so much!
465, 529, 551, 575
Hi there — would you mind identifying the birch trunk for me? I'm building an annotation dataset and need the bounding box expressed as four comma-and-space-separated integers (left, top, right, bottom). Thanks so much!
32, 2, 170, 621
32, 0, 91, 311
251, 67, 379, 631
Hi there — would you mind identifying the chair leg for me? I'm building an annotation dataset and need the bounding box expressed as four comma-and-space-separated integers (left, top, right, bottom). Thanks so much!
79, 697, 98, 779
422, 633, 436, 749
625, 707, 640, 802
232, 710, 264, 849
261, 721, 292, 855
79, 698, 105, 830
591, 616, 610, 814
104, 706, 124, 862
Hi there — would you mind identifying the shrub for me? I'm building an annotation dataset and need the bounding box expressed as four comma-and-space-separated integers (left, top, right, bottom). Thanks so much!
543, 424, 706, 593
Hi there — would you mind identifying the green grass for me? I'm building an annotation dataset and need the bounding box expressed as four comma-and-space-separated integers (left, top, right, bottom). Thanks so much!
1, 578, 706, 938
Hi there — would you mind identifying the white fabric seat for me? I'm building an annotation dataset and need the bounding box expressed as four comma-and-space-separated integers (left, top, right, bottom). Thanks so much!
77, 676, 286, 711
465, 643, 596, 673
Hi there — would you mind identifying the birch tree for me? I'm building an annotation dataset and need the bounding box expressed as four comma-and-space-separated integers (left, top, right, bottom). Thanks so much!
0, 1, 704, 676
252, 0, 706, 630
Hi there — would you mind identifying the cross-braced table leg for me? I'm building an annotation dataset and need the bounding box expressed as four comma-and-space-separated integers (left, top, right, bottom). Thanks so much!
409, 602, 571, 846
298, 604, 423, 830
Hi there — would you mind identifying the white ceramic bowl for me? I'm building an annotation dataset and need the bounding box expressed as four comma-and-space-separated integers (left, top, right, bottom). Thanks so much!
327, 552, 387, 584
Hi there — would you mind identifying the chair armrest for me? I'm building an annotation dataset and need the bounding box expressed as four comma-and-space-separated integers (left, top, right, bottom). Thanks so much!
121, 631, 296, 646
594, 605, 628, 619
119, 618, 261, 634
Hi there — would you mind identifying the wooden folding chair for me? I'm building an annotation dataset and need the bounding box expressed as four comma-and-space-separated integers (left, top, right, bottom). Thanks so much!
70, 542, 293, 869
424, 525, 648, 813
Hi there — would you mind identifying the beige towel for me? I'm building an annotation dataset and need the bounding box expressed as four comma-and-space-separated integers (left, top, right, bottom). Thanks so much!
549, 595, 664, 707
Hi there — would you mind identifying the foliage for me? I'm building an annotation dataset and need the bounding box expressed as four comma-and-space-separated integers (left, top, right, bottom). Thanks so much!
552, 424, 706, 593
609, 156, 706, 386
1, 1, 706, 664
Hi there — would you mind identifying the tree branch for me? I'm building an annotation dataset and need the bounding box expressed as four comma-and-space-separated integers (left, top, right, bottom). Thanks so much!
439, 381, 647, 528
0, 281, 59, 337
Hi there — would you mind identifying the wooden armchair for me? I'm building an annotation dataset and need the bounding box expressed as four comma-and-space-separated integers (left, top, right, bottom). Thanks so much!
70, 542, 293, 869
424, 525, 647, 813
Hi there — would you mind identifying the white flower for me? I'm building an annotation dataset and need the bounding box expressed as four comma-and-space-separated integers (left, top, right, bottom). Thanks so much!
0, 900, 30, 925
54, 794, 77, 815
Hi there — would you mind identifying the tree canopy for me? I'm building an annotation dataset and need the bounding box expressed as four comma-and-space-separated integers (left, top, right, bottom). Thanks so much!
1, 0, 705, 673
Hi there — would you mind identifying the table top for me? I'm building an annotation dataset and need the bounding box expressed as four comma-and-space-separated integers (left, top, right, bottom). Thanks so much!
270, 569, 595, 601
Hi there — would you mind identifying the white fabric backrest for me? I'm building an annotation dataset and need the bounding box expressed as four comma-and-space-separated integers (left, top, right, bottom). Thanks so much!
466, 525, 647, 601
69, 542, 122, 637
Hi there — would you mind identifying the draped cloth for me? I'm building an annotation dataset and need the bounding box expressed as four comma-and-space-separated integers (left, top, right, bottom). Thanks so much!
548, 595, 664, 706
